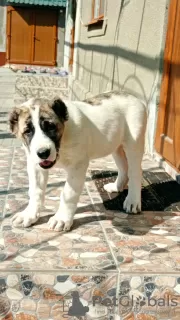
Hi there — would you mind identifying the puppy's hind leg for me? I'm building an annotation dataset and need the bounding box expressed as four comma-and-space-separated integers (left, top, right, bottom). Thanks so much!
104, 146, 128, 193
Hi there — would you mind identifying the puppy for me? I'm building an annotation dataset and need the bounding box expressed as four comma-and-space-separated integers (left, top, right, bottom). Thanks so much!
9, 91, 147, 231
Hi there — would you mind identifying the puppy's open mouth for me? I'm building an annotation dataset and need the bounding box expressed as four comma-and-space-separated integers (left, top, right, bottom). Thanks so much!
39, 159, 56, 169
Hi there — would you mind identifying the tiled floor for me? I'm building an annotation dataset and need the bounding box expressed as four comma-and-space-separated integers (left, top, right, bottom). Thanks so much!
0, 147, 180, 319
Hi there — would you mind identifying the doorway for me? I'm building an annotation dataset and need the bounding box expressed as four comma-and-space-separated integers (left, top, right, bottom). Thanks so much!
7, 6, 58, 66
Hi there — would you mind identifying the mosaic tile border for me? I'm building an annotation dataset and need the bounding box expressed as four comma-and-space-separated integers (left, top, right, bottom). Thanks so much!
118, 274, 180, 320
0, 272, 118, 320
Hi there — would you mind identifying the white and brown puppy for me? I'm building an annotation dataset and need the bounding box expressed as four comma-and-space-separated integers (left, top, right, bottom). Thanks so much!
9, 92, 147, 231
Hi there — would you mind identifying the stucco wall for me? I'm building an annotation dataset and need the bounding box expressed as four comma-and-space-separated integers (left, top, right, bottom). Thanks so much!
0, 1, 7, 52
64, 0, 73, 70
70, 0, 169, 154
57, 8, 66, 67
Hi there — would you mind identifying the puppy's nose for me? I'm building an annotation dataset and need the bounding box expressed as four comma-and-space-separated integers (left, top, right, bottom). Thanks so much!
37, 148, 51, 159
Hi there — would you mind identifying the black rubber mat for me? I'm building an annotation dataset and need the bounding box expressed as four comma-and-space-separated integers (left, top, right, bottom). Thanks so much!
91, 170, 180, 212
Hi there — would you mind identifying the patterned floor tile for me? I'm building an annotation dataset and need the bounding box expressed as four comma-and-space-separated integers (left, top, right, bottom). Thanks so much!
1, 147, 180, 318
98, 214, 180, 272
1, 148, 115, 272
1, 200, 115, 271
118, 274, 180, 320
0, 148, 14, 219
0, 272, 118, 319
86, 161, 180, 273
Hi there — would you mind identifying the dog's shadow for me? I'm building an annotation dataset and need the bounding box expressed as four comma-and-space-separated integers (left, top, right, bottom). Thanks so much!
6, 169, 180, 236
86, 169, 180, 235
33, 169, 180, 235
92, 169, 180, 213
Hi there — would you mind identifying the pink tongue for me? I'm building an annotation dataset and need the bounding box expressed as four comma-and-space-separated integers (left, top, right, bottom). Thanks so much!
41, 160, 52, 167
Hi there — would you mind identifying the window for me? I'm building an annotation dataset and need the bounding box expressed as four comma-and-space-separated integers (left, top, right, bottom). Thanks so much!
90, 0, 105, 24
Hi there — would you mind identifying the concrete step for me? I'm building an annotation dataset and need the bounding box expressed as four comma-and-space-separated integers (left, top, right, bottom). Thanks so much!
0, 69, 16, 81
0, 68, 16, 104
0, 67, 16, 75
0, 87, 15, 94
0, 98, 14, 107
0, 81, 15, 85
0, 94, 15, 100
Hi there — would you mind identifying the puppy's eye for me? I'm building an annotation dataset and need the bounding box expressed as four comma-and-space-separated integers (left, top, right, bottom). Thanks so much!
44, 121, 56, 131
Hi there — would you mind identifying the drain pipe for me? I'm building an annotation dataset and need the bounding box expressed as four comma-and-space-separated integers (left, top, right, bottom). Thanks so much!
73, 0, 82, 79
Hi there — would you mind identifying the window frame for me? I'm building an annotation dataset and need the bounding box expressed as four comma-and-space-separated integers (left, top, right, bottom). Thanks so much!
88, 0, 105, 25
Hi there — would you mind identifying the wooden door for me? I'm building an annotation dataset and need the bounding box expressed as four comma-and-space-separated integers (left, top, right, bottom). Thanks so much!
155, 0, 180, 170
7, 6, 57, 66
32, 9, 58, 66
7, 6, 33, 64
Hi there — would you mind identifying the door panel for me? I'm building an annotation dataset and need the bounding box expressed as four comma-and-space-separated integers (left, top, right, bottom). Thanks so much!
32, 10, 57, 66
7, 7, 32, 64
7, 7, 57, 66
155, 0, 180, 170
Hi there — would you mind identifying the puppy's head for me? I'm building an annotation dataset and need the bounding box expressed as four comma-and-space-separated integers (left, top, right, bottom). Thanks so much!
9, 97, 68, 169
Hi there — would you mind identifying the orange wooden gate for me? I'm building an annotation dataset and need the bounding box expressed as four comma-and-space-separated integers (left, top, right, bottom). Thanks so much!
155, 0, 180, 171
7, 6, 58, 66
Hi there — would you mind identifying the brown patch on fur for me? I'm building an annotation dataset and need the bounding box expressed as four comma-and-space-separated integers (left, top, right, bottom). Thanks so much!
9, 98, 68, 150
9, 107, 31, 137
38, 99, 66, 151
9, 106, 34, 149
39, 102, 63, 125
31, 98, 68, 123
39, 102, 58, 120
84, 90, 121, 105
9, 107, 21, 134
39, 103, 65, 136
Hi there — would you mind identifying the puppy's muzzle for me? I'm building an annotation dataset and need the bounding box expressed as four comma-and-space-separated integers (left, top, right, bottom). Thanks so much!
37, 147, 51, 160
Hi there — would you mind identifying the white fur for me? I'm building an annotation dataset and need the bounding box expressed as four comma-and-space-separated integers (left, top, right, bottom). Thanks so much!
12, 93, 147, 231
30, 103, 57, 164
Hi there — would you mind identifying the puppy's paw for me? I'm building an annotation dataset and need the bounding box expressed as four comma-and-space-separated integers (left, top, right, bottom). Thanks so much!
123, 195, 141, 214
48, 215, 73, 232
104, 178, 128, 193
104, 182, 119, 193
11, 209, 39, 228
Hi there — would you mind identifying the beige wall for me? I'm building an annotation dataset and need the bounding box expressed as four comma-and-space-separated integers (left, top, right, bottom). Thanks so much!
0, 1, 7, 53
70, 0, 169, 154
57, 8, 66, 67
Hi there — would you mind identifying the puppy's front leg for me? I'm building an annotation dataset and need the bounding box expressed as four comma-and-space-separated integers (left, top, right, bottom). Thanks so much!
12, 159, 48, 228
48, 162, 88, 232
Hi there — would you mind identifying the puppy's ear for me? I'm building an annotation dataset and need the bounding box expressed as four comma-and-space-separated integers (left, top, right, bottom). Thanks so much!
9, 107, 21, 135
51, 98, 69, 122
